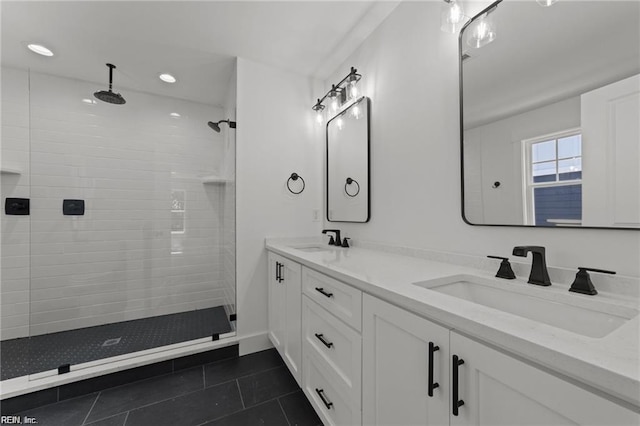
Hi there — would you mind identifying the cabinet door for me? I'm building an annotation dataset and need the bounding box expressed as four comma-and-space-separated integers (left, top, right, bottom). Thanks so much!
362, 294, 450, 426
267, 253, 285, 352
282, 257, 302, 386
450, 332, 640, 426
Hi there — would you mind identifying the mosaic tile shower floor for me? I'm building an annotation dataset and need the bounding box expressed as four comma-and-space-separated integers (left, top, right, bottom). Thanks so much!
1, 306, 232, 380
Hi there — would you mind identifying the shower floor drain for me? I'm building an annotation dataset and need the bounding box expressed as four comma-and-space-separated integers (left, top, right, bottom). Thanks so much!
102, 337, 121, 347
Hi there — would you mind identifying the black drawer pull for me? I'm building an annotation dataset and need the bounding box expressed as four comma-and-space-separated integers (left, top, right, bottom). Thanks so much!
275, 262, 281, 282
452, 354, 465, 416
315, 388, 333, 409
314, 333, 334, 348
315, 287, 333, 298
428, 342, 439, 397
278, 262, 284, 283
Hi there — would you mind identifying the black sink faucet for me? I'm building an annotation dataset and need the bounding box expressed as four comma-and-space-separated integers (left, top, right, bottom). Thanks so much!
322, 229, 341, 246
512, 246, 551, 286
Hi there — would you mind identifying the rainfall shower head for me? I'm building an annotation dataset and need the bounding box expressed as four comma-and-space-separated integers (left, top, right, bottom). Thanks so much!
208, 119, 236, 133
94, 63, 126, 105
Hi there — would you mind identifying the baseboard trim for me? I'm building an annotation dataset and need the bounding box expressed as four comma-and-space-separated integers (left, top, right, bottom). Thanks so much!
238, 331, 272, 356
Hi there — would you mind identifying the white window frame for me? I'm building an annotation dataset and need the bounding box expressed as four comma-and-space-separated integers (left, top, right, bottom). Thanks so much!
521, 128, 582, 226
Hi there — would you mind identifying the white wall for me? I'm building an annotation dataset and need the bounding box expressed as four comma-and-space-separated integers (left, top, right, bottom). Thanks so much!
236, 57, 323, 354
322, 2, 640, 278
464, 97, 580, 225
1, 67, 235, 339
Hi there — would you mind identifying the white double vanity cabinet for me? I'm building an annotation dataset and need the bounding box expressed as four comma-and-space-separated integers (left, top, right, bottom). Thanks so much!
267, 245, 640, 426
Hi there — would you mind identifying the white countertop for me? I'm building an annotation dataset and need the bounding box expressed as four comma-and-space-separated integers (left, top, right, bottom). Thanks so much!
265, 238, 640, 408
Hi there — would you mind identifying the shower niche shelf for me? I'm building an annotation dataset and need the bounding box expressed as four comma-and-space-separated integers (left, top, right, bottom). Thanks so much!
201, 175, 231, 184
0, 167, 21, 175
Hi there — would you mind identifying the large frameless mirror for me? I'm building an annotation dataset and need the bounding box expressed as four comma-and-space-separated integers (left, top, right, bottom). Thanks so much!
460, 0, 640, 229
326, 96, 370, 222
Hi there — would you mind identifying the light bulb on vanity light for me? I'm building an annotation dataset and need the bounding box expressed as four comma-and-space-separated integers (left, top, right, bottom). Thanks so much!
467, 12, 496, 48
330, 97, 339, 114
312, 100, 325, 125
441, 0, 465, 34
345, 67, 362, 101
351, 104, 361, 120
328, 85, 341, 114
348, 81, 359, 99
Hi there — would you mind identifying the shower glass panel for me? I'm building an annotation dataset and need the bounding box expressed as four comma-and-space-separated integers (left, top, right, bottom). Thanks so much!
0, 66, 236, 381
0, 67, 33, 381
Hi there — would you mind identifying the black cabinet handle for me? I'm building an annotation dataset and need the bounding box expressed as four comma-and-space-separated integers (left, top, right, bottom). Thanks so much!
428, 342, 440, 397
315, 287, 333, 298
275, 262, 281, 282
277, 262, 284, 283
314, 333, 334, 348
315, 388, 333, 409
452, 355, 465, 416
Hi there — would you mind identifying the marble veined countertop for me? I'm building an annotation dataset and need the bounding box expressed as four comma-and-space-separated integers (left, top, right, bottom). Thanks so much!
265, 237, 640, 408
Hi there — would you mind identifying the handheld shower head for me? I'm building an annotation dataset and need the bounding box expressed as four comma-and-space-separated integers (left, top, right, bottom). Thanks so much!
207, 119, 236, 133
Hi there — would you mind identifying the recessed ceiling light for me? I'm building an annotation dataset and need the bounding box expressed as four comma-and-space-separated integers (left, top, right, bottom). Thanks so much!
82, 98, 97, 105
159, 73, 176, 83
170, 112, 181, 118
27, 43, 54, 57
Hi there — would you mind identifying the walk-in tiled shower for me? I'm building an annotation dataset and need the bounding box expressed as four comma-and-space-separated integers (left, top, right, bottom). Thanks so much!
1, 66, 237, 381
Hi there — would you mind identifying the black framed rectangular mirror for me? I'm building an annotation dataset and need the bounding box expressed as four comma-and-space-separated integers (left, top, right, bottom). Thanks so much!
460, 0, 639, 229
327, 96, 370, 222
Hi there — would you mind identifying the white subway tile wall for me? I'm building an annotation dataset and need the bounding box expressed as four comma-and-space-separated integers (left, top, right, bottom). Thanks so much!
1, 68, 236, 339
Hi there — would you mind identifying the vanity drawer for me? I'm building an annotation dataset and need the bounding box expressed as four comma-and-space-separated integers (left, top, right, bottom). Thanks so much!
302, 295, 362, 404
303, 351, 361, 426
302, 267, 362, 331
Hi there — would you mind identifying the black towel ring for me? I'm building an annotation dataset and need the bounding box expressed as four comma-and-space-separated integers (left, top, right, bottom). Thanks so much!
345, 177, 360, 197
287, 173, 305, 194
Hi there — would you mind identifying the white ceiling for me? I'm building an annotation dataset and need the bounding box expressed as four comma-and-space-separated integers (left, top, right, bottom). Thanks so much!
1, 1, 400, 106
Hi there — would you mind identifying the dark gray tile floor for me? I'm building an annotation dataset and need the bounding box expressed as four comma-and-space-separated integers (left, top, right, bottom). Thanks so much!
1, 307, 232, 380
11, 349, 322, 426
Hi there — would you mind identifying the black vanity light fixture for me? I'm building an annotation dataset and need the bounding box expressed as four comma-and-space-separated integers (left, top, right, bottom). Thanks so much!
312, 67, 361, 124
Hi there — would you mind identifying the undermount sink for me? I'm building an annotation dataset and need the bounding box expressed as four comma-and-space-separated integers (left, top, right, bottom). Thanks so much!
414, 274, 638, 339
292, 245, 332, 253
